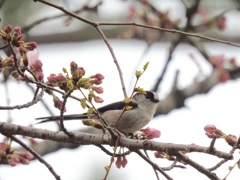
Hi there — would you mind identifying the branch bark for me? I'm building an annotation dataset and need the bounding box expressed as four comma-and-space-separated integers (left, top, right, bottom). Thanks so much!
0, 122, 232, 160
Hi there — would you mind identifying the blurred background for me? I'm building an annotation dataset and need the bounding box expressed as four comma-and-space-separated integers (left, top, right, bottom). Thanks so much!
1, 0, 240, 179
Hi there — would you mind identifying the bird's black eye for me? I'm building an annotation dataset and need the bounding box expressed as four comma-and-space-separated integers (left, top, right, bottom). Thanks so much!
145, 94, 150, 99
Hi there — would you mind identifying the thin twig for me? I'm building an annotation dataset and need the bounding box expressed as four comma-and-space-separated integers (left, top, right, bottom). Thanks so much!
134, 149, 173, 180
208, 146, 236, 171
143, 149, 160, 180
99, 22, 240, 48
152, 39, 179, 92
209, 137, 216, 152
95, 144, 131, 157
173, 151, 221, 180
22, 1, 101, 33
0, 88, 44, 110
223, 158, 240, 180
1, 131, 61, 180
103, 135, 121, 180
161, 161, 186, 171
95, 25, 127, 97
59, 90, 74, 137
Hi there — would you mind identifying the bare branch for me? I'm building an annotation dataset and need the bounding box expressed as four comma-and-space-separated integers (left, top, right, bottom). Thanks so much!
134, 149, 172, 180
0, 122, 232, 160
173, 151, 221, 180
1, 131, 61, 180
0, 88, 44, 110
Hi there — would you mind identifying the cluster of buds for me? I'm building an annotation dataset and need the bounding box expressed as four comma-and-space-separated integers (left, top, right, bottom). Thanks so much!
0, 142, 34, 166
121, 2, 180, 39
127, 3, 180, 28
115, 155, 128, 169
0, 24, 37, 67
48, 61, 104, 94
209, 55, 237, 83
47, 61, 104, 111
204, 124, 238, 147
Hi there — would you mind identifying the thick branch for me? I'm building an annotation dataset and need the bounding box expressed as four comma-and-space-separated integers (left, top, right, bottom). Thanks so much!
0, 122, 232, 160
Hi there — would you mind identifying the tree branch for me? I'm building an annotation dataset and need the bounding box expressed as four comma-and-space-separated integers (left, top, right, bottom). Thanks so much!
0, 122, 232, 160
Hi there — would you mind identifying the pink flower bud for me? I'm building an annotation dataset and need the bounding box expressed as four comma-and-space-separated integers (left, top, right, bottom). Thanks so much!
48, 73, 66, 84
204, 124, 216, 132
1, 57, 14, 68
93, 95, 104, 103
4, 24, 12, 34
20, 158, 30, 165
91, 73, 104, 80
53, 95, 66, 112
70, 61, 78, 71
8, 159, 17, 166
154, 151, 167, 159
24, 42, 37, 51
19, 46, 27, 56
204, 124, 225, 138
20, 152, 34, 160
140, 127, 161, 139
122, 156, 128, 168
14, 26, 21, 33
115, 156, 123, 169
77, 67, 85, 76
91, 86, 104, 94
225, 134, 238, 146
90, 79, 103, 85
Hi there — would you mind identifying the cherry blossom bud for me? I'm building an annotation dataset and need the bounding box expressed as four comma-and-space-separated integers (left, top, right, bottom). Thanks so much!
204, 124, 225, 138
154, 151, 167, 159
140, 127, 161, 139
8, 159, 18, 166
70, 61, 78, 71
116, 156, 122, 169
1, 57, 14, 68
4, 24, 12, 34
92, 86, 104, 94
48, 73, 66, 84
122, 156, 128, 168
225, 134, 238, 146
14, 26, 21, 33
12, 27, 22, 44
204, 124, 216, 138
93, 95, 104, 103
90, 79, 102, 85
53, 95, 66, 112
24, 42, 37, 51
77, 67, 85, 77
91, 73, 104, 81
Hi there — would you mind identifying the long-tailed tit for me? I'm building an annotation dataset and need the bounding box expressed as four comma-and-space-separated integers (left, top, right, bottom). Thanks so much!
36, 91, 159, 134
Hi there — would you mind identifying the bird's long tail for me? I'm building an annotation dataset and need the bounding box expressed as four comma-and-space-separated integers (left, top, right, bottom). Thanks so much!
36, 114, 88, 124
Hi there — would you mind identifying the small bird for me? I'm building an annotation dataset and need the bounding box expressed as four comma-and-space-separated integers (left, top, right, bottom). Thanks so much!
36, 91, 159, 134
